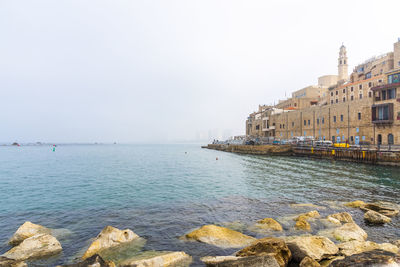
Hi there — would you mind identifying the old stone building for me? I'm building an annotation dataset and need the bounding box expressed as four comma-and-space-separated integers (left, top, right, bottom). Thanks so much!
246, 38, 400, 145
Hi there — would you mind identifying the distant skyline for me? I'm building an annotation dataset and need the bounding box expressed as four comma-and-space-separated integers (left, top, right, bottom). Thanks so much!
1, 0, 399, 143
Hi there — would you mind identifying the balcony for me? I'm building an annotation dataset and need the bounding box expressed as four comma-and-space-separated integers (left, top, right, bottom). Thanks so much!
371, 82, 400, 91
262, 126, 275, 131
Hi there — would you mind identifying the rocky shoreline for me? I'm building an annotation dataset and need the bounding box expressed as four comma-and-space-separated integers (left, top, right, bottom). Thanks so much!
1, 200, 400, 267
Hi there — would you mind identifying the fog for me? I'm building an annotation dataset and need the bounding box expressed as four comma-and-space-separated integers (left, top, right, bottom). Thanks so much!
1, 0, 399, 143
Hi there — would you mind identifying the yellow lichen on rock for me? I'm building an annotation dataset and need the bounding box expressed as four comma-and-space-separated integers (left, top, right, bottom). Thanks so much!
183, 225, 256, 248
295, 211, 320, 221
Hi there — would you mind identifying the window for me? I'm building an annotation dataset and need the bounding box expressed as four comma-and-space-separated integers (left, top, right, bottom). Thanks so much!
368, 82, 372, 87
380, 106, 389, 120
351, 95, 354, 101
256, 125, 260, 130
351, 87, 354, 92
388, 72, 400, 84
340, 115, 344, 121
331, 92, 334, 97
359, 93, 363, 99
366, 72, 372, 79
369, 91, 372, 98
304, 120, 306, 126
344, 60, 346, 64
280, 124, 282, 129
336, 99, 338, 103
317, 118, 319, 125
292, 122, 294, 127
343, 89, 346, 93
359, 84, 362, 89
331, 100, 334, 104
388, 134, 394, 145
333, 116, 336, 122
343, 97, 346, 102
358, 113, 361, 120
388, 88, 396, 99
322, 117, 324, 124
382, 90, 386, 100
350, 136, 354, 142
294, 103, 297, 107
283, 124, 285, 129
336, 91, 338, 95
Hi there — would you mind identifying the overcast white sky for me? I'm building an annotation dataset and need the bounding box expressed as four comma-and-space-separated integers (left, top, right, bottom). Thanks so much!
0, 0, 399, 143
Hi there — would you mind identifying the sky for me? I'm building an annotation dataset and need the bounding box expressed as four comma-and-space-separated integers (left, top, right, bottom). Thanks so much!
0, 0, 399, 143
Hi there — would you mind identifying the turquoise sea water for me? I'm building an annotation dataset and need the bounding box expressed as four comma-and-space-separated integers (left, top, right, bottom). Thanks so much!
1, 144, 400, 266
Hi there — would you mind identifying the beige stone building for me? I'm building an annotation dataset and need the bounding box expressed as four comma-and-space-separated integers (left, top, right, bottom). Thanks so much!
246, 38, 400, 145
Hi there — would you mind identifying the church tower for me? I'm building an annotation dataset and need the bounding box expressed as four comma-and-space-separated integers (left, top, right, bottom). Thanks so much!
338, 44, 348, 82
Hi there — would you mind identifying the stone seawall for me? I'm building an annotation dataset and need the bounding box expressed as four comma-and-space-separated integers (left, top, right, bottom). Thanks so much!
204, 144, 400, 166
204, 144, 293, 155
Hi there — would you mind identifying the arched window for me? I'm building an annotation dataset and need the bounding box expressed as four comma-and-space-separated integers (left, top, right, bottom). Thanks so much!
388, 134, 394, 145
377, 134, 382, 145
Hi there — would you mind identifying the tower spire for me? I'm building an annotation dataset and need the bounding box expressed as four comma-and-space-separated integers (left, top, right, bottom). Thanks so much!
338, 44, 348, 82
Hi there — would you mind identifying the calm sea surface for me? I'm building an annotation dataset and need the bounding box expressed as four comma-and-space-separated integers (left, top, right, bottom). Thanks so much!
1, 144, 400, 266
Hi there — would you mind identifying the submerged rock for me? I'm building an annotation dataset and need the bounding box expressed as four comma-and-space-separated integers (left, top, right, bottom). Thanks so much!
327, 212, 353, 224
8, 221, 51, 246
255, 218, 283, 231
236, 237, 291, 267
4, 234, 62, 261
362, 201, 400, 217
290, 203, 326, 210
57, 254, 115, 267
295, 219, 311, 231
201, 255, 280, 267
120, 251, 191, 267
183, 225, 256, 248
295, 211, 320, 221
332, 223, 367, 242
299, 256, 320, 267
82, 226, 140, 259
337, 240, 399, 256
330, 249, 400, 266
286, 236, 338, 262
344, 200, 366, 208
364, 210, 391, 224
0, 256, 27, 267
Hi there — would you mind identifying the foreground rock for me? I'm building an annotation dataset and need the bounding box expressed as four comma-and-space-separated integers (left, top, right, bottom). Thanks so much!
183, 225, 255, 248
330, 249, 400, 266
57, 254, 115, 267
337, 240, 399, 256
286, 236, 338, 262
364, 210, 391, 224
255, 218, 283, 231
332, 223, 367, 242
0, 257, 27, 267
201, 255, 280, 267
236, 237, 291, 267
299, 256, 320, 267
4, 234, 62, 261
120, 251, 191, 267
8, 221, 51, 246
82, 226, 140, 259
362, 201, 400, 217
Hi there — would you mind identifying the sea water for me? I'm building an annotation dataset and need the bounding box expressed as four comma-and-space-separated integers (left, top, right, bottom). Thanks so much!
1, 144, 400, 266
